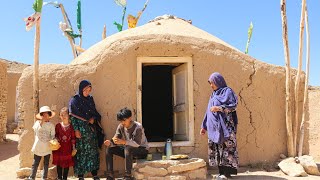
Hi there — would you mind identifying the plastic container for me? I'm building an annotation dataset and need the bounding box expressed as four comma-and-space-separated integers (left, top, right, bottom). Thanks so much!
164, 138, 172, 160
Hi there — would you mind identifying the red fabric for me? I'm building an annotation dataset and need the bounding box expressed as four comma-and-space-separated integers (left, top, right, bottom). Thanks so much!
52, 123, 75, 168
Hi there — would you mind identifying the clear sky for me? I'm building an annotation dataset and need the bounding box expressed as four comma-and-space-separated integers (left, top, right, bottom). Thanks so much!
0, 0, 319, 85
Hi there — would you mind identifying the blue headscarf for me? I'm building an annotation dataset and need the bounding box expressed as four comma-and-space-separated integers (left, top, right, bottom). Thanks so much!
69, 80, 101, 122
202, 72, 238, 143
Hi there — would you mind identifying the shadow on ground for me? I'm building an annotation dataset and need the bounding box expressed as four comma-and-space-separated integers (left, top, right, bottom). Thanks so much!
207, 166, 288, 180
231, 175, 287, 180
0, 138, 19, 161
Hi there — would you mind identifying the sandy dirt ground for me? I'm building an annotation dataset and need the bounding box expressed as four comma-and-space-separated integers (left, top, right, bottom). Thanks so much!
1, 134, 320, 180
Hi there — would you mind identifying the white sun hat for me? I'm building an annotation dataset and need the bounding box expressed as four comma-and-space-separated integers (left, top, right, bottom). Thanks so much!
35, 106, 56, 120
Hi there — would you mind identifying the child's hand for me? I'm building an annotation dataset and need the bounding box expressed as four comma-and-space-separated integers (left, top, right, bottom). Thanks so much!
75, 130, 81, 138
104, 140, 111, 147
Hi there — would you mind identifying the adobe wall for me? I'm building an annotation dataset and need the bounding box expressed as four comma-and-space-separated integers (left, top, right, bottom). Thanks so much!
7, 73, 21, 124
17, 34, 305, 172
306, 87, 320, 161
0, 58, 29, 133
0, 60, 8, 142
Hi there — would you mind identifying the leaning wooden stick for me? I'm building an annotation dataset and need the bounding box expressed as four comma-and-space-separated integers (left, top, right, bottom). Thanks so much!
33, 18, 40, 122
59, 4, 77, 59
280, 0, 294, 157
293, 0, 306, 154
298, 5, 310, 157
28, 0, 43, 122
102, 25, 106, 40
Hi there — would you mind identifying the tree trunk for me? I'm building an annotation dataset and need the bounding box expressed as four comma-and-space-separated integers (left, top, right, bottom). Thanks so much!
294, 0, 306, 155
280, 0, 295, 157
33, 19, 41, 122
298, 5, 309, 157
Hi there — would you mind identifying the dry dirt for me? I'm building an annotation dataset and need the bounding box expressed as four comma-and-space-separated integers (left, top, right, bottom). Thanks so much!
1, 134, 320, 180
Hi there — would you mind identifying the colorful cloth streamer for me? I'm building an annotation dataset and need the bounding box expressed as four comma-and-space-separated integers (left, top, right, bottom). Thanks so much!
114, 0, 127, 31
77, 0, 82, 30
24, 0, 44, 31
33, 0, 43, 12
115, 0, 127, 8
24, 12, 41, 31
43, 1, 59, 8
127, 0, 149, 29
245, 22, 254, 54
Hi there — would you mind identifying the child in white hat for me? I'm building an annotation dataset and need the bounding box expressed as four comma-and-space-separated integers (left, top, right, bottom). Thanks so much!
28, 106, 56, 180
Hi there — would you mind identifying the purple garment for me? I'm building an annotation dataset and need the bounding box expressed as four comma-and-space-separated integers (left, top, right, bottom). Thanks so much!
201, 73, 238, 144
209, 72, 227, 88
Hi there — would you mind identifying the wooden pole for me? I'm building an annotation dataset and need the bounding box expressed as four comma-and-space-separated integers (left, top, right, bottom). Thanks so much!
280, 0, 294, 157
33, 18, 41, 122
298, 5, 310, 157
79, 29, 82, 48
59, 4, 77, 59
102, 25, 106, 40
294, 0, 306, 155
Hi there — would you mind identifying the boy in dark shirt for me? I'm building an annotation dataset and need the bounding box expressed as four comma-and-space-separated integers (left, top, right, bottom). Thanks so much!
104, 108, 149, 180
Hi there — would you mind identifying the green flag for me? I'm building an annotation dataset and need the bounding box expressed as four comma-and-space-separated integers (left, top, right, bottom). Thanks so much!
245, 22, 254, 54
33, 0, 43, 13
114, 0, 127, 32
77, 0, 82, 30
114, 22, 123, 32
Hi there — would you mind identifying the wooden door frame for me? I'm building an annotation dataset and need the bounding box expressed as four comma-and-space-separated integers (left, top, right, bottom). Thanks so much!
137, 56, 194, 147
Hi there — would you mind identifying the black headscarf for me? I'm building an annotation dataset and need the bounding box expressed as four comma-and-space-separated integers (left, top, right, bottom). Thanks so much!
69, 80, 101, 122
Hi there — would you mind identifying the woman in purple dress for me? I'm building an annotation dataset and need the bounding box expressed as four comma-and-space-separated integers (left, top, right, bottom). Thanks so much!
200, 72, 239, 179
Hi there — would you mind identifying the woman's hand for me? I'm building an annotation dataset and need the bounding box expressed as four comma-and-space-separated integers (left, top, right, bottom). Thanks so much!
75, 130, 81, 138
89, 118, 94, 124
104, 140, 111, 147
200, 128, 206, 135
210, 106, 222, 112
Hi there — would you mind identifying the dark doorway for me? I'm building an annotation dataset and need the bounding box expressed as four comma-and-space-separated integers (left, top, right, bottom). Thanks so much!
142, 65, 175, 142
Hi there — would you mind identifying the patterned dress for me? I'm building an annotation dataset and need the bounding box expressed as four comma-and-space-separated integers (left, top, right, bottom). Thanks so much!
208, 111, 239, 175
71, 117, 100, 175
52, 123, 75, 168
